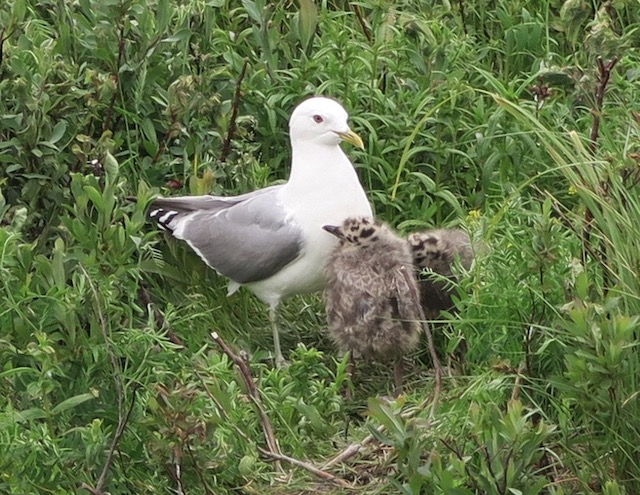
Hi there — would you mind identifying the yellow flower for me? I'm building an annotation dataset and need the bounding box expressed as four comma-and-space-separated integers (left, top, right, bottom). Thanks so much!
467, 209, 482, 221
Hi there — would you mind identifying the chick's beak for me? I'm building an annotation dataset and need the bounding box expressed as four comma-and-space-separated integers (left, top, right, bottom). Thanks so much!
322, 224, 342, 238
336, 129, 364, 149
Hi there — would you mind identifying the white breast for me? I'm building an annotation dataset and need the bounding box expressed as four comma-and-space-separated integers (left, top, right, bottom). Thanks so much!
246, 146, 372, 306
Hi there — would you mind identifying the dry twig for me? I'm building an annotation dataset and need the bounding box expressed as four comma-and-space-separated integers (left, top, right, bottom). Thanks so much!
210, 332, 282, 465
583, 56, 618, 288
1, 27, 17, 70
589, 57, 619, 154
322, 424, 385, 470
509, 362, 527, 404
196, 368, 350, 486
221, 59, 249, 163
351, 4, 372, 43
80, 265, 139, 495
421, 318, 443, 417
258, 448, 352, 488
322, 378, 440, 471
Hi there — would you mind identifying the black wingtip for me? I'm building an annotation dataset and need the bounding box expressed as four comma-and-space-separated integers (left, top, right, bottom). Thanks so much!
148, 208, 179, 231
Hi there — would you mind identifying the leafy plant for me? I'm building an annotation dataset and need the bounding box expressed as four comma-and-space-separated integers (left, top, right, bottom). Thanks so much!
2, 0, 640, 492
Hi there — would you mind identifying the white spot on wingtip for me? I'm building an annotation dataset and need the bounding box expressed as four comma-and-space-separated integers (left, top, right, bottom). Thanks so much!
158, 211, 177, 224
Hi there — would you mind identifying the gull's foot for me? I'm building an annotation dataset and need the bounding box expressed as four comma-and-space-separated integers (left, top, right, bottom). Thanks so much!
274, 353, 290, 368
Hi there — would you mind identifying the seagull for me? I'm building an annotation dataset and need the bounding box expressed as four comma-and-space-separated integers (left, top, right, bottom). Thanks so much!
322, 217, 424, 395
148, 97, 373, 366
407, 228, 474, 318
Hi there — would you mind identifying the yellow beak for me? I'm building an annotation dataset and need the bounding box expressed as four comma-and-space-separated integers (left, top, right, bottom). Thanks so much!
336, 129, 365, 149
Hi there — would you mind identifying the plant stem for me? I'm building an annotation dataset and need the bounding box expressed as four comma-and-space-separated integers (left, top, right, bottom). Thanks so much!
221, 59, 249, 163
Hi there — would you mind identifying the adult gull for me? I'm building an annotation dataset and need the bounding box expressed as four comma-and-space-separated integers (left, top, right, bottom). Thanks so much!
148, 96, 373, 365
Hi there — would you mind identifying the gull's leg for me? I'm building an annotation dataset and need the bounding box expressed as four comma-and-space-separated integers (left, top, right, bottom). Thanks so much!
269, 306, 285, 367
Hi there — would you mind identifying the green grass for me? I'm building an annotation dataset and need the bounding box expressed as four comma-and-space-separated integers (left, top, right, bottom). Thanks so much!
1, 0, 640, 493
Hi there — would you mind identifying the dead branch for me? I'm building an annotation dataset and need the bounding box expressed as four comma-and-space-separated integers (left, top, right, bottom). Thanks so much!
199, 366, 351, 485
322, 424, 385, 470
258, 448, 352, 488
220, 59, 249, 163
80, 264, 139, 495
185, 441, 216, 495
165, 455, 185, 495
0, 27, 13, 70
210, 332, 282, 467
440, 438, 482, 493
402, 265, 443, 415
589, 57, 619, 154
583, 57, 618, 288
322, 350, 442, 470
351, 4, 372, 43
208, 333, 354, 483
322, 386, 441, 471
322, 303, 442, 470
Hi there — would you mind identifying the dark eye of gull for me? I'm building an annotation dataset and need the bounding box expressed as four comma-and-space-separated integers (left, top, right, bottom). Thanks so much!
313, 115, 323, 123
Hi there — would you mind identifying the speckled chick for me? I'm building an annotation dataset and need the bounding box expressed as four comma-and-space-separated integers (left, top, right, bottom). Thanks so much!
323, 217, 424, 392
407, 228, 473, 318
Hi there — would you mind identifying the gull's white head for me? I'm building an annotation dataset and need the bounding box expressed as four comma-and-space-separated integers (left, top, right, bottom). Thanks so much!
289, 96, 364, 148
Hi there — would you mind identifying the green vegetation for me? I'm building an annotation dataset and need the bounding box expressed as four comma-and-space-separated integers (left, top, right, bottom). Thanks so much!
1, 0, 639, 492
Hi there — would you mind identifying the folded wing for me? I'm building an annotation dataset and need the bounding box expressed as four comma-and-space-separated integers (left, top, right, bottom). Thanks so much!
149, 186, 304, 284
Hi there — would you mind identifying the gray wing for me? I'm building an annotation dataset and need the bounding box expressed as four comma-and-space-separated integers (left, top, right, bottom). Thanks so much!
148, 186, 304, 284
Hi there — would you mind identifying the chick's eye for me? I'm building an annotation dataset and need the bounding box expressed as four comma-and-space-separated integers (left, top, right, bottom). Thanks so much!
313, 115, 323, 123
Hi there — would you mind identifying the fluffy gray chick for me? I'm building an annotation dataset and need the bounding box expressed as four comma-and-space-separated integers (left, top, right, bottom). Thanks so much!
407, 228, 473, 318
323, 217, 424, 394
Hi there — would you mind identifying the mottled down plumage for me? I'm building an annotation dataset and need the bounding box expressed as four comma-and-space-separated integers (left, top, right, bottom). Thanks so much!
323, 217, 423, 362
407, 228, 474, 318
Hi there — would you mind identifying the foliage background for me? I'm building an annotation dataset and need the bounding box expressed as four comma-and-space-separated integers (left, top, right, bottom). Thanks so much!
1, 0, 639, 493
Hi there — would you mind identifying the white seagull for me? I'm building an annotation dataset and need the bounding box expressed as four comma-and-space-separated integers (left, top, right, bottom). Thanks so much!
148, 96, 373, 365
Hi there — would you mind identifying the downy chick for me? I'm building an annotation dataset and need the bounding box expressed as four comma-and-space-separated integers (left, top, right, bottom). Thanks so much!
323, 217, 424, 395
407, 228, 473, 319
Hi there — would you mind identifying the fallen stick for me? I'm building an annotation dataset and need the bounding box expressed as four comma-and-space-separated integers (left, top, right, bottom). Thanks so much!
210, 332, 282, 469
196, 368, 351, 487
322, 425, 385, 470
258, 447, 352, 488
322, 341, 441, 470
80, 264, 139, 494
